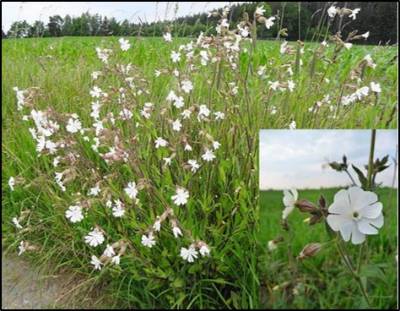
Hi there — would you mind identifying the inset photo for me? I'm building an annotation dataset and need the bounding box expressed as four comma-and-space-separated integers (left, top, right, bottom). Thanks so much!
258, 129, 398, 309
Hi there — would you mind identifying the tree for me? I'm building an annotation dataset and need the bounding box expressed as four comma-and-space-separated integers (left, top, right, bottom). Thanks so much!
7, 20, 31, 38
48, 15, 63, 37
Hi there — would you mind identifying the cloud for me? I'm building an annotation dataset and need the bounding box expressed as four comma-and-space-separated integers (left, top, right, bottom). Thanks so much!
259, 130, 398, 190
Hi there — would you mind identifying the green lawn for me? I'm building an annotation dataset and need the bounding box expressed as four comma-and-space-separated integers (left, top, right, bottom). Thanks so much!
258, 187, 397, 309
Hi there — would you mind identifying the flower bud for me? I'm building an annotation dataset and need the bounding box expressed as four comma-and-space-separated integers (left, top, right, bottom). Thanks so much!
295, 199, 318, 213
297, 243, 322, 260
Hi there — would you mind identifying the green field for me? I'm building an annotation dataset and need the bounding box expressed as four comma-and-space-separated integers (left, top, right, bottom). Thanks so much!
258, 188, 398, 309
1, 35, 398, 309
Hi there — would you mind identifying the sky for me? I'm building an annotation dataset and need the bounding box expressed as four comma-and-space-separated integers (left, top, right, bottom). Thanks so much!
1, 2, 240, 31
259, 130, 398, 190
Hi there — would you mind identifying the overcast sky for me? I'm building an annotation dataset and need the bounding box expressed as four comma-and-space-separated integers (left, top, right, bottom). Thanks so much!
259, 130, 398, 190
1, 2, 240, 31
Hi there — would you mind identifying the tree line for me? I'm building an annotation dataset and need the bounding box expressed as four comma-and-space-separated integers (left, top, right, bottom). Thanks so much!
3, 2, 397, 45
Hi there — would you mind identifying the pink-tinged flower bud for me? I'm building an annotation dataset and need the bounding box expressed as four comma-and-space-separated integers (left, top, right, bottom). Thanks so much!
297, 243, 322, 260
295, 199, 318, 213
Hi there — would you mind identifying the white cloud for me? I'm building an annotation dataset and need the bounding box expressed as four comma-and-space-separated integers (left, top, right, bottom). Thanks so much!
259, 130, 398, 190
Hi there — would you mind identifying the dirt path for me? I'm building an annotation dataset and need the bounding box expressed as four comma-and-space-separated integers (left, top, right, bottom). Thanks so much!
1, 251, 103, 309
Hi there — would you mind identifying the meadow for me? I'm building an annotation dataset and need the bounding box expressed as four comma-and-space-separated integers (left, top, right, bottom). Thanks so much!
258, 188, 397, 309
1, 32, 398, 309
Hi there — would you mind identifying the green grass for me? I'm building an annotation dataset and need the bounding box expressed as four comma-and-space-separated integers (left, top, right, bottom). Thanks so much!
1, 35, 397, 309
258, 187, 397, 309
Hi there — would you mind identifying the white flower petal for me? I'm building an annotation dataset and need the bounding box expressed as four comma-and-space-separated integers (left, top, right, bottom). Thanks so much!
351, 226, 366, 244
360, 201, 382, 219
357, 218, 379, 235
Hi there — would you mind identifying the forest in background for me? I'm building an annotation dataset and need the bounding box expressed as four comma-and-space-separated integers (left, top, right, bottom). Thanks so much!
3, 2, 398, 44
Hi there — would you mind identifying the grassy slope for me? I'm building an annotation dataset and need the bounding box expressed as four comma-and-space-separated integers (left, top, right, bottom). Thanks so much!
259, 187, 397, 309
1, 36, 398, 308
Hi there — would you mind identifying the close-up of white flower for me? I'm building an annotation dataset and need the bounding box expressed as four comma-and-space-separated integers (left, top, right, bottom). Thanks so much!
163, 32, 172, 42
199, 245, 210, 257
88, 185, 101, 196
141, 234, 156, 248
202, 149, 215, 162
103, 244, 115, 257
155, 137, 168, 148
119, 37, 131, 51
66, 117, 82, 133
65, 205, 84, 223
12, 217, 23, 229
282, 189, 298, 219
349, 8, 361, 20
188, 159, 200, 173
84, 228, 105, 247
18, 241, 26, 256
180, 246, 198, 263
111, 255, 120, 265
327, 6, 337, 18
265, 16, 276, 29
172, 226, 182, 238
326, 187, 384, 245
181, 80, 193, 93
172, 119, 182, 131
171, 188, 189, 206
268, 240, 278, 251
90, 255, 102, 270
153, 220, 161, 232
255, 6, 265, 16
370, 82, 381, 93
124, 181, 138, 199
171, 50, 181, 63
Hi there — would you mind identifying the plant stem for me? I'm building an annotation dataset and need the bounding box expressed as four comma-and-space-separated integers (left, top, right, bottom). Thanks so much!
335, 238, 371, 307
366, 129, 376, 190
344, 169, 357, 186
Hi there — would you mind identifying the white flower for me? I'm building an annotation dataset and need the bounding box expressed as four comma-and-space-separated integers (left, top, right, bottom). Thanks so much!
269, 81, 280, 90
163, 32, 172, 42
112, 203, 125, 218
18, 241, 26, 256
370, 82, 381, 93
212, 141, 221, 150
141, 234, 156, 248
181, 109, 192, 119
188, 159, 200, 173
199, 245, 210, 257
13, 87, 26, 111
268, 240, 277, 251
124, 181, 138, 199
289, 120, 296, 130
361, 31, 370, 39
257, 65, 266, 76
171, 188, 189, 206
181, 80, 193, 93
88, 185, 101, 197
90, 86, 103, 98
90, 255, 102, 270
12, 217, 23, 229
184, 144, 192, 151
103, 244, 115, 257
119, 38, 131, 51
282, 189, 298, 219
66, 117, 82, 133
8, 177, 15, 191
91, 71, 101, 80
173, 96, 184, 109
172, 119, 182, 132
265, 16, 276, 29
163, 157, 172, 166
344, 42, 353, 50
349, 8, 360, 20
327, 187, 383, 244
180, 246, 198, 263
153, 220, 161, 232
65, 205, 84, 223
202, 149, 215, 162
198, 105, 210, 120
327, 6, 337, 18
364, 54, 376, 69
212, 112, 224, 122
84, 228, 105, 247
119, 108, 133, 120
172, 226, 182, 238
155, 137, 168, 149
171, 51, 181, 63
111, 255, 120, 265
255, 6, 265, 16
